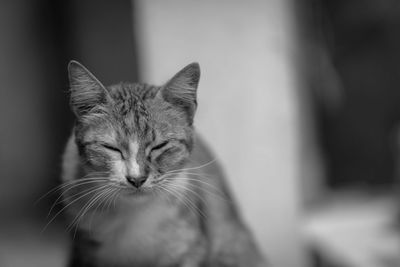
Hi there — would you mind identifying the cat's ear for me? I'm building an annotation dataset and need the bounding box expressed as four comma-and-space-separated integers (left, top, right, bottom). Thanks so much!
68, 60, 109, 117
161, 62, 200, 121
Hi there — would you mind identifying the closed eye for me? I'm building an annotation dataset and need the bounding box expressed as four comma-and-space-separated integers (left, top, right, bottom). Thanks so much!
101, 144, 122, 154
151, 141, 169, 151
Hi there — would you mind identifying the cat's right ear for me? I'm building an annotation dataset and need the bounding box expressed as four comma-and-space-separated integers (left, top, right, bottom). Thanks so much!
68, 60, 109, 118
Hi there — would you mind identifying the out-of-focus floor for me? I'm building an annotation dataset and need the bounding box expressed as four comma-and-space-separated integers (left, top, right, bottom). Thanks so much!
303, 192, 400, 267
0, 219, 68, 267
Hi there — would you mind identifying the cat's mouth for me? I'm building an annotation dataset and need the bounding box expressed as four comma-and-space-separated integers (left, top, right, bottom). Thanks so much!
122, 185, 153, 197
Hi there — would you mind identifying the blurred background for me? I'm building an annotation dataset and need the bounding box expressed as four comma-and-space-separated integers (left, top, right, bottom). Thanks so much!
0, 0, 399, 267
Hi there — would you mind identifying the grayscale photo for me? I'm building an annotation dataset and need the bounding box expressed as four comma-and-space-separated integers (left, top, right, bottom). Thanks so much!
0, 1, 399, 267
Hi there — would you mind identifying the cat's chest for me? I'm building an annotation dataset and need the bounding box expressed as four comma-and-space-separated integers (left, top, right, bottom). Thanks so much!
92, 199, 200, 266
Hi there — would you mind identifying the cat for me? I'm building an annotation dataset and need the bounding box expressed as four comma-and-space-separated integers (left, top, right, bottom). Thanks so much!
61, 60, 267, 267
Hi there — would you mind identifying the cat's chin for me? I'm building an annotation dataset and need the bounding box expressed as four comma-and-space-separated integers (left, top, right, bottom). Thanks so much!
119, 187, 154, 200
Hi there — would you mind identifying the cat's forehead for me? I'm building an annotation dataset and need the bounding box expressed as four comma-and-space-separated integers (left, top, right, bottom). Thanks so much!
106, 84, 151, 131
107, 83, 158, 102
80, 82, 189, 143
109, 83, 187, 126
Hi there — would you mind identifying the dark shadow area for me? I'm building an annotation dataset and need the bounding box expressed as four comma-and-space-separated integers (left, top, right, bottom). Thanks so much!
0, 0, 139, 217
0, 1, 138, 265
300, 0, 400, 189
298, 1, 400, 266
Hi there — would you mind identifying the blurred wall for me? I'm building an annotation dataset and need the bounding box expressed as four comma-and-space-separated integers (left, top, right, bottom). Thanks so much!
300, 0, 400, 189
0, 0, 53, 217
135, 1, 306, 267
0, 0, 139, 218
0, 1, 139, 266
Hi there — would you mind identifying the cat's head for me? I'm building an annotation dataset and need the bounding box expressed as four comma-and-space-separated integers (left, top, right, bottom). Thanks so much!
68, 61, 200, 196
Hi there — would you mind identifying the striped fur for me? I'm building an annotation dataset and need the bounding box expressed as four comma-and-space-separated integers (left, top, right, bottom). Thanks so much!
62, 61, 267, 267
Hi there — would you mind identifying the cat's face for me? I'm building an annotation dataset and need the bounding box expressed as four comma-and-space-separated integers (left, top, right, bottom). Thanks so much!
68, 61, 200, 196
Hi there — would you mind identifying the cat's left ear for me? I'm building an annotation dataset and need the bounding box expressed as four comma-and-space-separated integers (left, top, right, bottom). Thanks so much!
161, 62, 200, 121
68, 60, 109, 118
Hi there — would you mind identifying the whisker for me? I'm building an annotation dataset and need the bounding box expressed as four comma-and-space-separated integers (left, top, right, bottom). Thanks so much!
162, 172, 212, 177
106, 188, 120, 211
113, 189, 119, 210
70, 191, 106, 239
163, 183, 207, 219
161, 173, 229, 202
46, 180, 108, 218
166, 178, 228, 200
41, 184, 109, 233
165, 182, 207, 205
99, 188, 117, 213
157, 185, 195, 215
87, 188, 115, 232
69, 186, 112, 229
35, 177, 109, 205
159, 172, 213, 182
164, 176, 221, 191
68, 191, 101, 235
187, 184, 229, 203
60, 181, 107, 202
69, 187, 112, 236
154, 185, 174, 205
164, 159, 217, 174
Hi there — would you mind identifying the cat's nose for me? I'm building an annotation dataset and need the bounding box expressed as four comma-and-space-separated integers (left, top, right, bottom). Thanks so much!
126, 175, 147, 188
